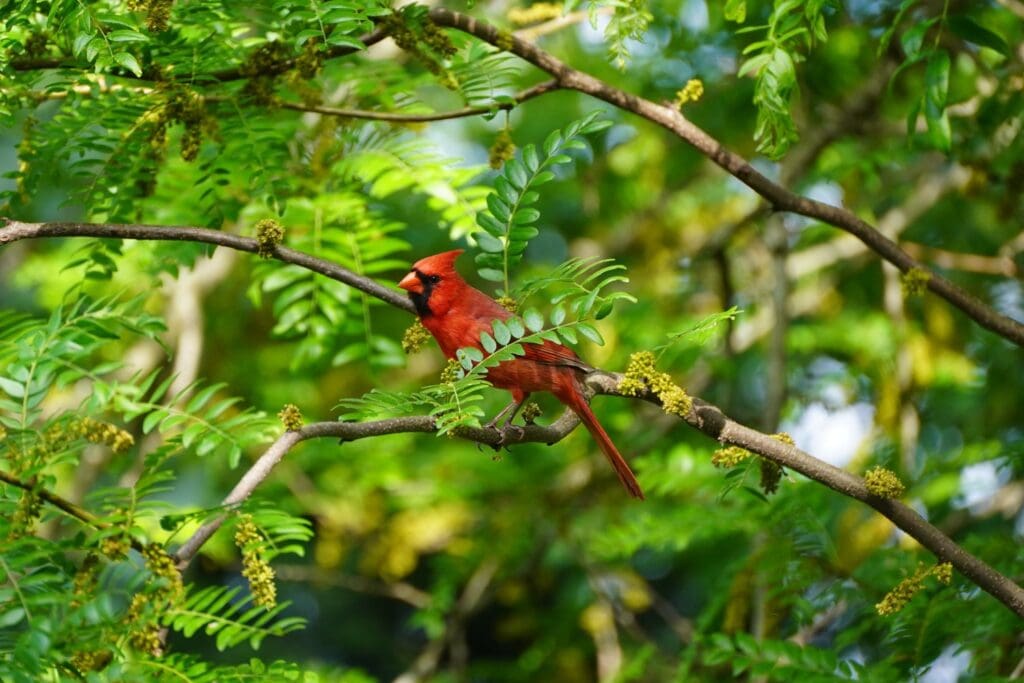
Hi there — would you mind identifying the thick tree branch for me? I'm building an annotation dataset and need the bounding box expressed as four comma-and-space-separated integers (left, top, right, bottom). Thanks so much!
427, 8, 1024, 347
170, 374, 1024, 618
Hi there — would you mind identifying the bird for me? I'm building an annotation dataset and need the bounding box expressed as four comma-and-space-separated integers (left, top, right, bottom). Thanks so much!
398, 249, 644, 499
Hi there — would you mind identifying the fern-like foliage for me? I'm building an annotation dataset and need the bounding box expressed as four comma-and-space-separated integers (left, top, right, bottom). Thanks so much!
248, 193, 411, 369
588, 0, 654, 69
701, 632, 860, 681
475, 111, 613, 294
335, 126, 490, 239
272, 0, 389, 50
0, 292, 165, 430
114, 372, 277, 468
167, 585, 306, 651
733, 0, 838, 159
116, 654, 308, 682
450, 39, 521, 110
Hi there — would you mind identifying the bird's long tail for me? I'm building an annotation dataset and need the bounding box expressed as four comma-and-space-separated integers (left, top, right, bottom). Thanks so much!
564, 388, 644, 500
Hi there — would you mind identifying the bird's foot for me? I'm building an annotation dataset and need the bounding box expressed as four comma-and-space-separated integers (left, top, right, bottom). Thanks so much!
491, 423, 525, 449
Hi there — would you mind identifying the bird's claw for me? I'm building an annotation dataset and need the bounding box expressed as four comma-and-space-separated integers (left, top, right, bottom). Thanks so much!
491, 423, 525, 449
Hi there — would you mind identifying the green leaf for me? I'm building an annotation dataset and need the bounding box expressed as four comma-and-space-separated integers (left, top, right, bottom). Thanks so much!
506, 316, 525, 338
492, 319, 511, 345
543, 130, 562, 156
900, 18, 937, 59
486, 193, 510, 222
476, 231, 504, 253
524, 309, 544, 333
551, 305, 566, 326
925, 50, 950, 109
576, 322, 604, 345
948, 15, 1009, 56
523, 144, 539, 172
478, 268, 504, 282
0, 377, 25, 398
506, 159, 528, 189
114, 52, 143, 77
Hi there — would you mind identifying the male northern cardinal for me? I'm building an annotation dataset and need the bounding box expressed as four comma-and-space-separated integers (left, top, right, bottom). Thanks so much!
398, 249, 644, 499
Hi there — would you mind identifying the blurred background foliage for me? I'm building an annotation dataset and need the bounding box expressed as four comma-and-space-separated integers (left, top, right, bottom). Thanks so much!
1, 0, 1023, 680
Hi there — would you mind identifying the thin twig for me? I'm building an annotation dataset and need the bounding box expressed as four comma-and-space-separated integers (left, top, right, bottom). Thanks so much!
0, 469, 147, 552
274, 80, 559, 122
273, 565, 432, 608
9, 28, 388, 82
0, 469, 102, 528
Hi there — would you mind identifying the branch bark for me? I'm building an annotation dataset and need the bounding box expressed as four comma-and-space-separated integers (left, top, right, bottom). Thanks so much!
427, 8, 1024, 348
0, 218, 414, 314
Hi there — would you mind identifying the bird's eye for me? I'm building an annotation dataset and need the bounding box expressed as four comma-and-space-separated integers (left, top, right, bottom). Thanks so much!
428, 274, 441, 284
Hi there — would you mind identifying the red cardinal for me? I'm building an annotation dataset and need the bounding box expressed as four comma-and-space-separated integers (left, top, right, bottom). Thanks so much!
398, 249, 644, 499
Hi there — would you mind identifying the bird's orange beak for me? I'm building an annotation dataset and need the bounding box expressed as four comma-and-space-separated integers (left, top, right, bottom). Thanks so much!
398, 271, 422, 293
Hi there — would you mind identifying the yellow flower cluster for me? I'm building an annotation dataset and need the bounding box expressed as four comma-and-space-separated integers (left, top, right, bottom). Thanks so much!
901, 267, 931, 297
100, 535, 130, 560
402, 319, 432, 354
876, 562, 953, 616
711, 445, 750, 468
235, 514, 278, 608
864, 466, 905, 498
126, 593, 162, 655
255, 219, 285, 259
161, 86, 213, 162
441, 358, 463, 385
70, 649, 113, 674
760, 459, 782, 495
489, 129, 515, 170
241, 40, 292, 79
507, 2, 563, 25
933, 562, 953, 584
618, 351, 692, 417
296, 39, 324, 79
521, 402, 543, 424
7, 490, 41, 540
278, 403, 303, 431
71, 553, 100, 608
496, 295, 519, 313
674, 79, 704, 108
382, 14, 458, 90
76, 417, 135, 454
127, 0, 172, 31
772, 432, 794, 445
143, 543, 184, 600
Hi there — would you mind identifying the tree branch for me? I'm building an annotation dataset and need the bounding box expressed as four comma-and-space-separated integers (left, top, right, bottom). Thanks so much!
0, 469, 102, 529
8, 29, 388, 82
426, 8, 1024, 348
274, 80, 560, 123
0, 218, 414, 314
169, 373, 1024, 618
4, 217, 1022, 617
0, 469, 147, 553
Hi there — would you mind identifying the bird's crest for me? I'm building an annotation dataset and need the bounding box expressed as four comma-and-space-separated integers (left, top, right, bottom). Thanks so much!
412, 249, 464, 276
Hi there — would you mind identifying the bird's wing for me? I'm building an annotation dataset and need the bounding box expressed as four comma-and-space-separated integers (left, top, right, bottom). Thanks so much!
520, 339, 594, 373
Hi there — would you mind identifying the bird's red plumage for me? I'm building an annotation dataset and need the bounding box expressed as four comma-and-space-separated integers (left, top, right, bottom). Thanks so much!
399, 251, 644, 499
